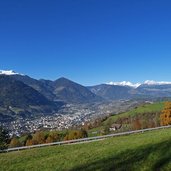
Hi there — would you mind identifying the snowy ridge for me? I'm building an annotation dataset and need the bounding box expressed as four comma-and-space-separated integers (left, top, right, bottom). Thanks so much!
107, 81, 141, 88
144, 80, 171, 85
107, 80, 171, 88
0, 70, 24, 76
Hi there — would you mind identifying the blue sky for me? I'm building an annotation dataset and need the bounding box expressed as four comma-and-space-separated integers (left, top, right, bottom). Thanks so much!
0, 0, 171, 85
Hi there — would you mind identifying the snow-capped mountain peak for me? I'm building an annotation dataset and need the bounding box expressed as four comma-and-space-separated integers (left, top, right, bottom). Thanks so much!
107, 80, 171, 88
107, 81, 141, 88
0, 70, 24, 76
144, 80, 171, 85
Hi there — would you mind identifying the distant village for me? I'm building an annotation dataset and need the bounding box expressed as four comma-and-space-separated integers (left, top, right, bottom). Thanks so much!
1, 104, 95, 136
1, 100, 142, 136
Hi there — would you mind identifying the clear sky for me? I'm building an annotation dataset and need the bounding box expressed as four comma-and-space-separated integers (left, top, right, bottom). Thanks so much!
0, 0, 171, 85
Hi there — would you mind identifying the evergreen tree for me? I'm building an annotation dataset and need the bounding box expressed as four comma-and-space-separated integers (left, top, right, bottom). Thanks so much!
0, 126, 9, 150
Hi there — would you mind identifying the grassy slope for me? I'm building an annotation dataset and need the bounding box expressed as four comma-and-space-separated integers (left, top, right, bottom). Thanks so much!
1, 127, 171, 171
89, 102, 164, 133
104, 102, 164, 124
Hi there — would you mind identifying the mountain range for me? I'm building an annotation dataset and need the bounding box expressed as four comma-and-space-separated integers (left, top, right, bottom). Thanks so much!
88, 82, 171, 100
1, 70, 171, 121
0, 70, 103, 121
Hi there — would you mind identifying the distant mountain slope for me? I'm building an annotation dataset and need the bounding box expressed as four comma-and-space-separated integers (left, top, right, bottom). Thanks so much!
88, 84, 133, 100
52, 77, 103, 104
89, 83, 171, 100
9, 75, 103, 104
136, 84, 171, 97
11, 75, 55, 100
0, 75, 60, 121
0, 75, 53, 107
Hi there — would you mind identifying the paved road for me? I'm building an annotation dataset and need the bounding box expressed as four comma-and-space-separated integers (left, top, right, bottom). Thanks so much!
2, 125, 171, 153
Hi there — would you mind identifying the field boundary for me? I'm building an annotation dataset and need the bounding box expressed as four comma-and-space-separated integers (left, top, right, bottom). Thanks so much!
1, 125, 171, 153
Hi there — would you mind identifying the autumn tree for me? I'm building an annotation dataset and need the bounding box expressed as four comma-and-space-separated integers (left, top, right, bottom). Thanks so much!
160, 102, 171, 126
32, 131, 46, 145
25, 134, 33, 146
46, 131, 60, 143
26, 139, 34, 146
64, 129, 88, 141
9, 137, 21, 148
82, 122, 91, 131
132, 118, 142, 130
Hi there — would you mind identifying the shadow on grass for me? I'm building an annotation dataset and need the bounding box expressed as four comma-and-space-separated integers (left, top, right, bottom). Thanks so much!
69, 138, 171, 171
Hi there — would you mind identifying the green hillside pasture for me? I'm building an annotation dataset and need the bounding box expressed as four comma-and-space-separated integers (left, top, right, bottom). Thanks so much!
89, 102, 164, 135
103, 102, 164, 125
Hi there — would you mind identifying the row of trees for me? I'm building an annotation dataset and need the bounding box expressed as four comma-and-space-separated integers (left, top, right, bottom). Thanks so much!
9, 131, 57, 148
9, 129, 88, 148
0, 127, 88, 149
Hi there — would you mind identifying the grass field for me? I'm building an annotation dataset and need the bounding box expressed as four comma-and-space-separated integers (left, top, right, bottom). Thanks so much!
103, 102, 164, 125
1, 127, 171, 171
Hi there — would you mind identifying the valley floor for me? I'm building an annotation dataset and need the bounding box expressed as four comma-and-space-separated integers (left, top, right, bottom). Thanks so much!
1, 128, 171, 171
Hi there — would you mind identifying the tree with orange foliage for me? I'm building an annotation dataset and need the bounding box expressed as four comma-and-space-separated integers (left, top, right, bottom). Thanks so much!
25, 134, 33, 146
132, 118, 142, 130
46, 131, 59, 143
64, 129, 88, 141
9, 137, 21, 148
26, 139, 34, 146
31, 131, 46, 145
160, 102, 171, 126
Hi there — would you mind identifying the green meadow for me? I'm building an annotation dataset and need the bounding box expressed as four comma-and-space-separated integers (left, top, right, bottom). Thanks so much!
1, 127, 171, 171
